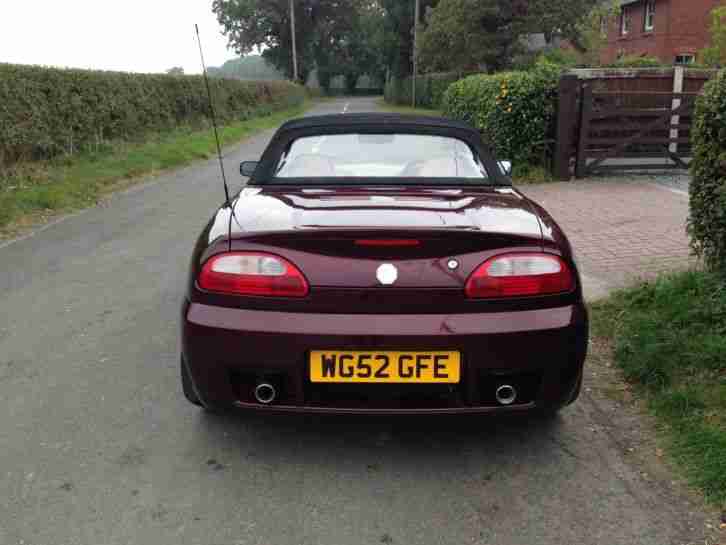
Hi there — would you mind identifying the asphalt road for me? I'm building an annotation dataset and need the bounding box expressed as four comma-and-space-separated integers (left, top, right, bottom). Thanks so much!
0, 97, 712, 545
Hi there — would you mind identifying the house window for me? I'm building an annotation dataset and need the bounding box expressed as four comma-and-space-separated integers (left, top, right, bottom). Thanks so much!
600, 16, 609, 38
674, 54, 696, 65
621, 8, 631, 35
644, 0, 656, 32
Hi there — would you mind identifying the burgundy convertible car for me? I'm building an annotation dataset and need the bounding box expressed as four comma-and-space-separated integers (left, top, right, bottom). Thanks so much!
181, 114, 588, 415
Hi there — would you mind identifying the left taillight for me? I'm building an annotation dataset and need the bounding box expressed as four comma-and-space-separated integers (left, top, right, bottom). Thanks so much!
198, 252, 309, 297
465, 253, 574, 299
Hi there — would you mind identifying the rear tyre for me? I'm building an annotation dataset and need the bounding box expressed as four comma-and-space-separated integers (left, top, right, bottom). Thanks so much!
181, 355, 229, 414
181, 355, 202, 407
537, 370, 584, 417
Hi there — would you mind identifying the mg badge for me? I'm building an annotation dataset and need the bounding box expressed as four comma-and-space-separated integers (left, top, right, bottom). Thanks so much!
376, 263, 398, 285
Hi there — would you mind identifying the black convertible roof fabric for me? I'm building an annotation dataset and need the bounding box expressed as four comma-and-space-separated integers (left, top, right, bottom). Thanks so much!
278, 113, 478, 134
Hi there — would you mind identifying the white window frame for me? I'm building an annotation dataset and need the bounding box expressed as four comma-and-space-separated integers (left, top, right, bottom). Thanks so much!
644, 0, 656, 32
674, 54, 696, 65
621, 8, 631, 36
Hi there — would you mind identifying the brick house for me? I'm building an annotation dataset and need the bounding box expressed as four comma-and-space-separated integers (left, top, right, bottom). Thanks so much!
601, 0, 722, 65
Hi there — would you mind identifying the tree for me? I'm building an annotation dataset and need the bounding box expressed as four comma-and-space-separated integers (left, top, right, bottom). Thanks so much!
525, 0, 601, 52
380, 0, 438, 78
417, 0, 529, 73
701, 6, 726, 67
573, 0, 621, 66
417, 0, 601, 73
213, 0, 351, 83
315, 1, 387, 92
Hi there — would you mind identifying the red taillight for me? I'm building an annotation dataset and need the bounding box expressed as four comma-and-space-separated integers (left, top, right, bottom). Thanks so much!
465, 253, 574, 299
355, 239, 421, 247
198, 252, 308, 297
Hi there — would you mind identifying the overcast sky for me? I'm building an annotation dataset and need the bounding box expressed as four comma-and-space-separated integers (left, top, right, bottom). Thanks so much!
0, 1, 235, 74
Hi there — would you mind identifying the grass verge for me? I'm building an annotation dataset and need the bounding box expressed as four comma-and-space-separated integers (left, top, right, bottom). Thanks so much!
0, 100, 313, 233
591, 270, 726, 507
510, 165, 554, 184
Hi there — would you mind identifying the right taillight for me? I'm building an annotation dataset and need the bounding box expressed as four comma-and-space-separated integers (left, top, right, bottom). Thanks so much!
465, 253, 574, 299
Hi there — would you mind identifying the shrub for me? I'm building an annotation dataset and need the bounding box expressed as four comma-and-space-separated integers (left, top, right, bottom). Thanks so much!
690, 69, 726, 273
442, 63, 561, 164
607, 55, 663, 68
384, 72, 475, 109
0, 63, 305, 167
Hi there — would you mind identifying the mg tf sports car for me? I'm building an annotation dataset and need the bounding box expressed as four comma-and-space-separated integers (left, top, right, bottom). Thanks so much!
181, 114, 588, 415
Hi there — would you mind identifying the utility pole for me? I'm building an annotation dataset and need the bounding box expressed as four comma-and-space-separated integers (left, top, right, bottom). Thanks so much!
290, 0, 299, 83
412, 0, 420, 107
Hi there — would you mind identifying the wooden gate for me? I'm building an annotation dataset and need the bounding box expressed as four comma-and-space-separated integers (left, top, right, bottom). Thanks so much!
552, 68, 715, 180
574, 86, 699, 177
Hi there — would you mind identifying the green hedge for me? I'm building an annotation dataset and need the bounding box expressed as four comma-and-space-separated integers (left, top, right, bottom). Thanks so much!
0, 63, 305, 167
690, 69, 726, 273
442, 64, 561, 164
384, 72, 476, 109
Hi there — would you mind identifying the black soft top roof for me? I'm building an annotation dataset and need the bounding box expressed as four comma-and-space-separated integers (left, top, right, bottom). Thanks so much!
249, 112, 510, 186
278, 113, 479, 135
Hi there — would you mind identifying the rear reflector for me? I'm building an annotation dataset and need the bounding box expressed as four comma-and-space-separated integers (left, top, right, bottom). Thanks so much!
355, 239, 421, 247
198, 252, 308, 297
465, 253, 574, 298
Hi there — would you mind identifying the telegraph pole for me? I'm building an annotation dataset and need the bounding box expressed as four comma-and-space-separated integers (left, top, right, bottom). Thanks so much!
290, 0, 299, 82
412, 0, 420, 107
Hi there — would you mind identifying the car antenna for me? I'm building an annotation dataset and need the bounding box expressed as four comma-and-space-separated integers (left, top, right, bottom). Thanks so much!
194, 24, 231, 207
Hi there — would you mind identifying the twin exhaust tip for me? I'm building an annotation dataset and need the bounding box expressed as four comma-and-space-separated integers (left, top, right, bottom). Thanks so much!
495, 384, 517, 406
254, 382, 277, 404
254, 381, 515, 407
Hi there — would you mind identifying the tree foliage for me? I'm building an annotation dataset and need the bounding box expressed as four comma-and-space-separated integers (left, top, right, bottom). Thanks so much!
573, 0, 620, 66
418, 0, 527, 73
701, 6, 726, 68
315, 1, 386, 92
525, 0, 601, 52
417, 0, 600, 73
379, 0, 438, 78
213, 0, 385, 86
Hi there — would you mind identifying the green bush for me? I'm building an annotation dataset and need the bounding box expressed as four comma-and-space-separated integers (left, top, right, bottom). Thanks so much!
690, 69, 726, 273
607, 55, 664, 68
384, 72, 475, 109
0, 63, 305, 167
512, 48, 583, 72
442, 63, 561, 164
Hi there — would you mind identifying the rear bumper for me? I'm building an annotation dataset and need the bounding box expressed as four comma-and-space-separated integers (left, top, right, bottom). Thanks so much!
181, 300, 588, 414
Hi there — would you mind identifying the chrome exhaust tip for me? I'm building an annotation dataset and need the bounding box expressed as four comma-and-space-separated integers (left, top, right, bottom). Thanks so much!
254, 382, 277, 404
495, 384, 517, 406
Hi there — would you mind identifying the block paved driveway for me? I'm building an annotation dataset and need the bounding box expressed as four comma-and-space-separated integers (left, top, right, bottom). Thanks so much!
521, 179, 694, 299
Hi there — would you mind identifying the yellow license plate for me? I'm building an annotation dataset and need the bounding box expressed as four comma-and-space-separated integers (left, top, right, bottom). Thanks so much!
309, 351, 461, 384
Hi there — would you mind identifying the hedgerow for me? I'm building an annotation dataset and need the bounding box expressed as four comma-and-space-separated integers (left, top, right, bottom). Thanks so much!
0, 63, 305, 167
442, 64, 561, 165
690, 68, 726, 273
